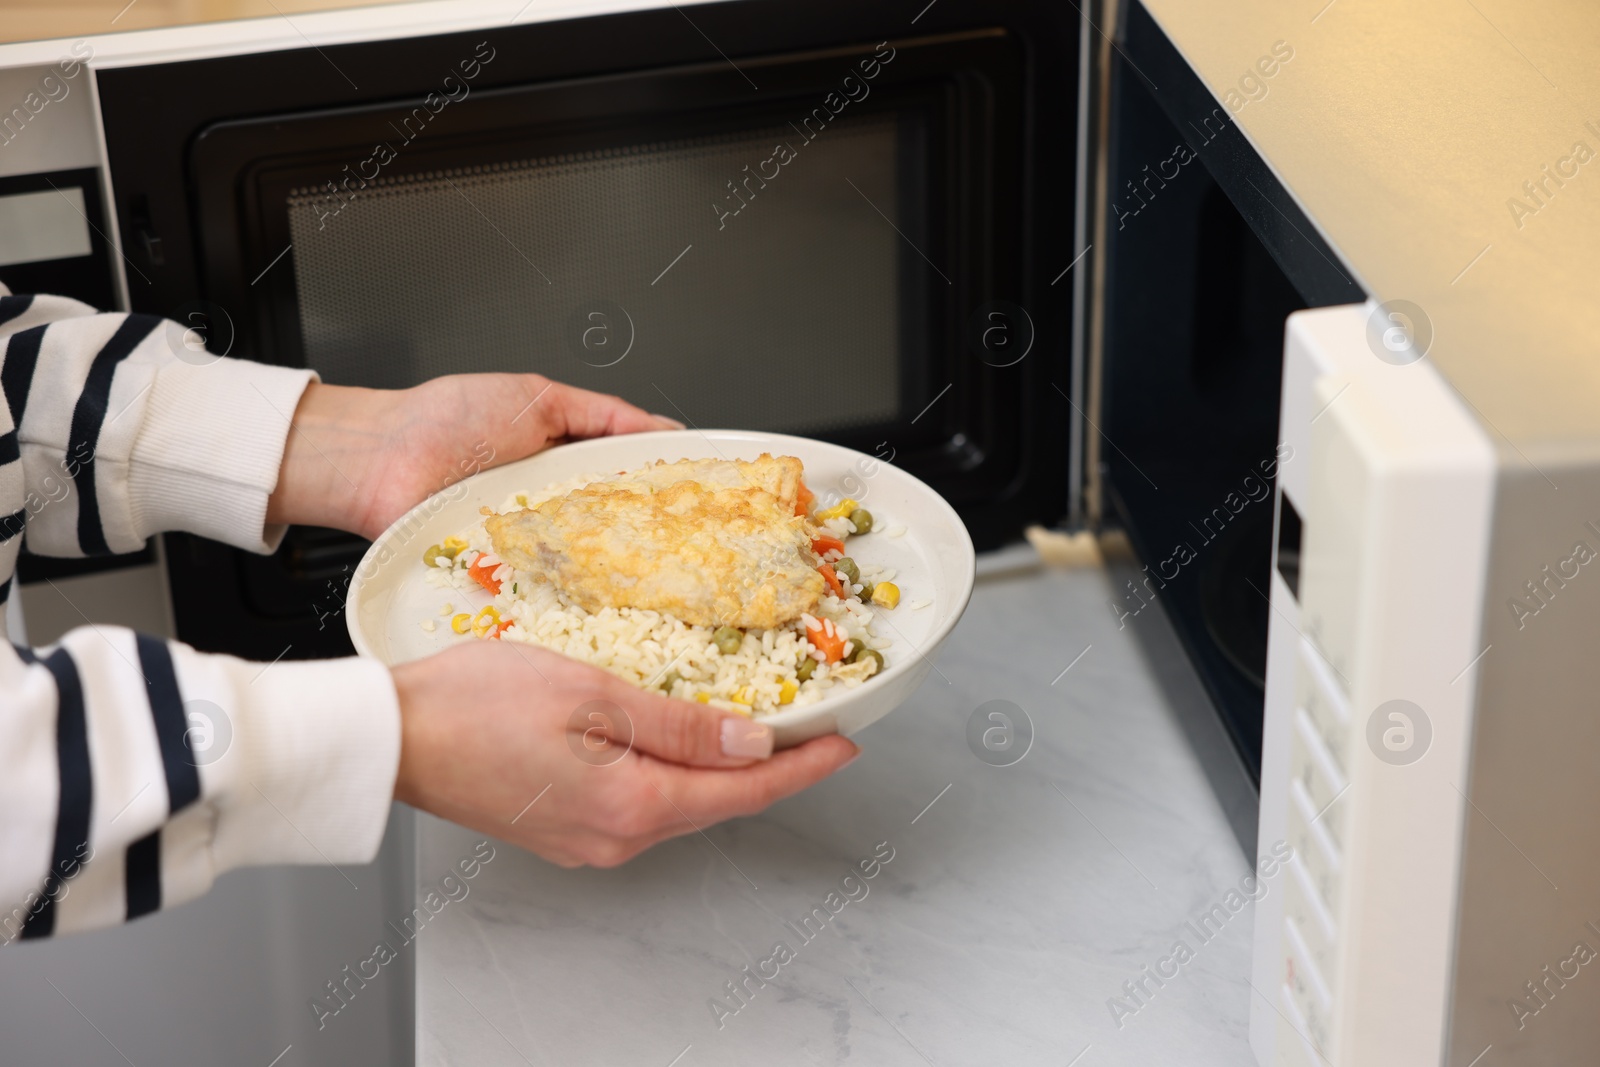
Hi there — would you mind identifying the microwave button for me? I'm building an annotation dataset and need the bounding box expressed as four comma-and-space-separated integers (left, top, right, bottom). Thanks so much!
1296, 670, 1351, 774
1290, 743, 1346, 848
1299, 636, 1352, 722
1289, 776, 1343, 878
1284, 868, 1339, 977
1279, 982, 1331, 1067
1294, 705, 1349, 797
1289, 849, 1339, 945
1287, 779, 1344, 916
1284, 915, 1334, 1012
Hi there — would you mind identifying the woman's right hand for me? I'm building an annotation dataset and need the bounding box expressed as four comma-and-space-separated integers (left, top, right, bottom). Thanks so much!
390, 641, 859, 867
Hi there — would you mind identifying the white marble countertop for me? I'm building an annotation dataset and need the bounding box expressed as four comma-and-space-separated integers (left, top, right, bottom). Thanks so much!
414, 548, 1263, 1066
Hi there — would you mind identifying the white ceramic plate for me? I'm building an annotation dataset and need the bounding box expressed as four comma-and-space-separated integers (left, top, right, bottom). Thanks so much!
346, 430, 975, 747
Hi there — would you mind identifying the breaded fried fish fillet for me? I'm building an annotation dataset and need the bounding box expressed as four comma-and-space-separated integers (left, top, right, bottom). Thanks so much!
485, 454, 823, 629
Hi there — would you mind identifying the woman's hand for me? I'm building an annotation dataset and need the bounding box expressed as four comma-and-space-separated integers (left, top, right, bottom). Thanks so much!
266, 374, 681, 540
391, 641, 859, 867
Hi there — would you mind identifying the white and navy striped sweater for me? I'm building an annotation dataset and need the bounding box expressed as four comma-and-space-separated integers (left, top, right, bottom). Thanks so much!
0, 285, 399, 942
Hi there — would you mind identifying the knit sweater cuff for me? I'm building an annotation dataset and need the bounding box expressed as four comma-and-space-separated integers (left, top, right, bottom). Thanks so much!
127, 357, 317, 553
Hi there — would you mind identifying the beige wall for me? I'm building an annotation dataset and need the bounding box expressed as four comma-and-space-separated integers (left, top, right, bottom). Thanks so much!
1, 0, 415, 46
1141, 0, 1600, 452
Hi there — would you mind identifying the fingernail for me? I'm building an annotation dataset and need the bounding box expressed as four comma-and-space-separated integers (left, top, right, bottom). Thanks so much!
721, 718, 773, 759
653, 413, 687, 431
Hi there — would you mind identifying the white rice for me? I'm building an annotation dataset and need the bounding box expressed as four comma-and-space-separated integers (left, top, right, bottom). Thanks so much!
422, 474, 901, 715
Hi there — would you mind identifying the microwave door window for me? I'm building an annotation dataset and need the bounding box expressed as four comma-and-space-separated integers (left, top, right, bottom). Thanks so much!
283, 115, 915, 434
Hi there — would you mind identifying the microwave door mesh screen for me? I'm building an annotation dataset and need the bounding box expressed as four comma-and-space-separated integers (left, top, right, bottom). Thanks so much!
284, 115, 906, 433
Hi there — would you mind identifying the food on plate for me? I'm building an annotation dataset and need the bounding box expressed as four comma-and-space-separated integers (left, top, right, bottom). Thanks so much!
418, 454, 911, 714
483, 455, 822, 629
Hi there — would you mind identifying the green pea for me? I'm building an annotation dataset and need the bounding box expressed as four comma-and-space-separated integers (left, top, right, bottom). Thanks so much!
659, 670, 683, 693
835, 557, 860, 586
859, 581, 875, 603
845, 638, 865, 661
852, 647, 885, 674
795, 656, 817, 682
422, 544, 446, 567
712, 627, 744, 655
848, 508, 873, 534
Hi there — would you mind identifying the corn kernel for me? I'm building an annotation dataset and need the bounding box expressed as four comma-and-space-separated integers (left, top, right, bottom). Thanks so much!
695, 692, 711, 704
779, 679, 799, 705
817, 498, 859, 522
871, 581, 901, 609
441, 536, 468, 558
471, 606, 500, 638
450, 613, 473, 634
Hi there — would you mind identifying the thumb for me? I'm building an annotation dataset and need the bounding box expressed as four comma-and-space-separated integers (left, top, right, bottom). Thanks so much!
615, 693, 776, 767
540, 380, 677, 439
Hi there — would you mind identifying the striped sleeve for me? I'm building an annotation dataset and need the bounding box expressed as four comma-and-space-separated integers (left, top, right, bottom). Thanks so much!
0, 631, 400, 940
0, 287, 401, 937
0, 284, 317, 560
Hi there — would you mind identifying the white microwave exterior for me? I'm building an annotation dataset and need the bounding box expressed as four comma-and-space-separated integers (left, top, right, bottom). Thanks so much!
1251, 305, 1497, 1065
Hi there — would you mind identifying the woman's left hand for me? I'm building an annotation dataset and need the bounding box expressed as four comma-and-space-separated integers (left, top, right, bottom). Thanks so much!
266, 374, 682, 540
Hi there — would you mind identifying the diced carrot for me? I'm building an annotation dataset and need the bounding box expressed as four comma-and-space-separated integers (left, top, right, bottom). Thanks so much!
795, 480, 815, 517
468, 554, 502, 595
819, 563, 844, 598
812, 534, 846, 556
805, 620, 848, 663
490, 618, 515, 639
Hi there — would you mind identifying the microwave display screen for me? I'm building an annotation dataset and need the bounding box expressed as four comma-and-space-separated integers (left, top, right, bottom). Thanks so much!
0, 186, 93, 267
282, 113, 919, 434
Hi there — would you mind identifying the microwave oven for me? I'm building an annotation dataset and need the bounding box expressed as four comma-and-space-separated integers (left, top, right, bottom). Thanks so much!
7, 0, 1078, 666
2, 0, 1312, 770
3, 0, 1597, 1064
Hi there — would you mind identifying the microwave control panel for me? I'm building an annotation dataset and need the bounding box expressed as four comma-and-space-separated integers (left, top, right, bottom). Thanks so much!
1253, 305, 1497, 1067
1277, 636, 1350, 1061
